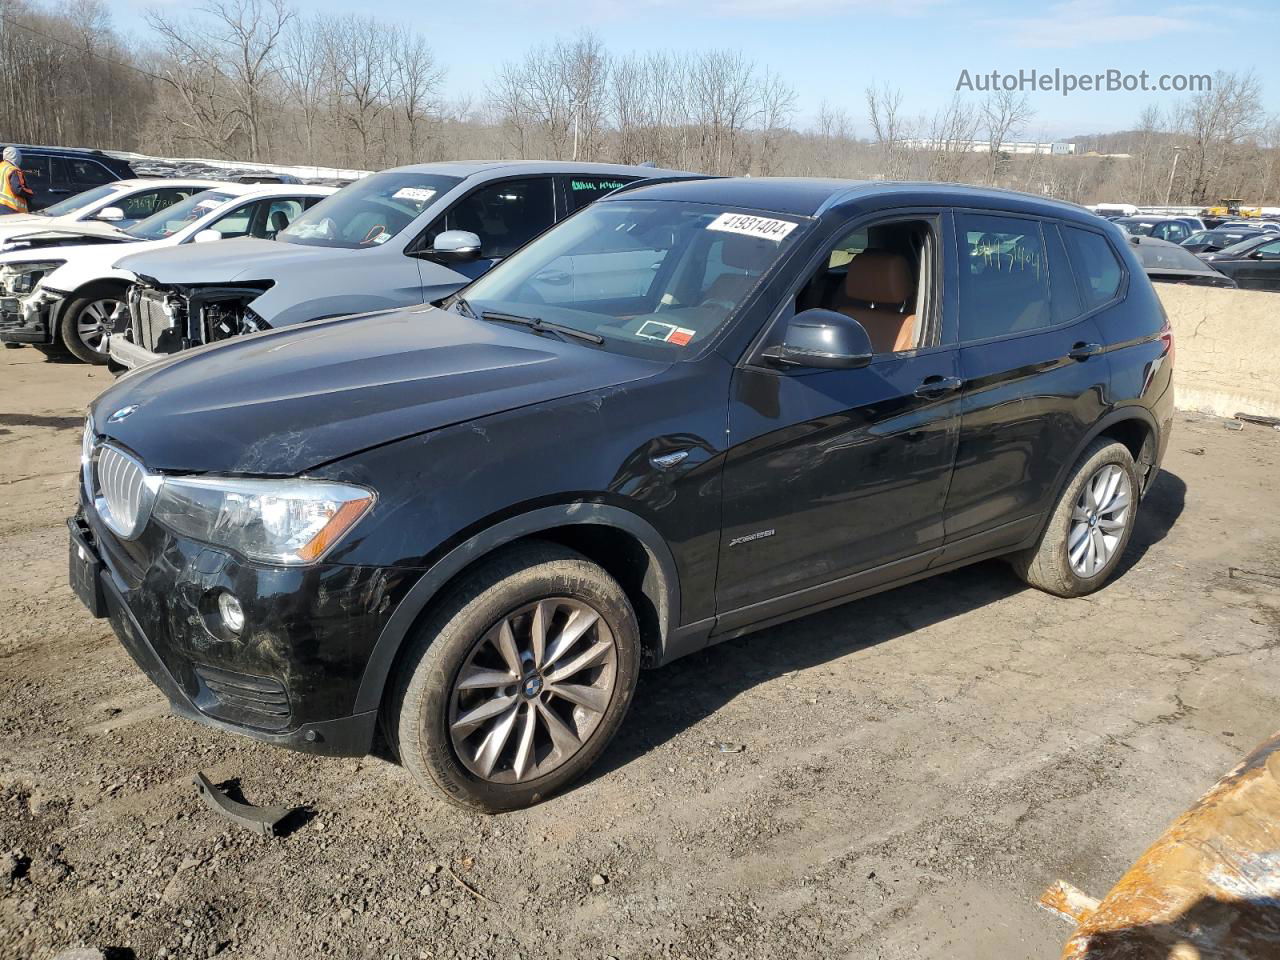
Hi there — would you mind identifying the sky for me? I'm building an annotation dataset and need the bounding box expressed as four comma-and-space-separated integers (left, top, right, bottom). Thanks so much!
117, 0, 1279, 139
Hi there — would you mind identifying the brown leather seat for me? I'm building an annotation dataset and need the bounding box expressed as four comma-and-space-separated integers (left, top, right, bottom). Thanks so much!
829, 250, 917, 353
699, 234, 774, 308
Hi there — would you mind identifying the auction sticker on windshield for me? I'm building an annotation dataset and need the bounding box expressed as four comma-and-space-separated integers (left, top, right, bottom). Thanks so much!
707, 212, 797, 242
392, 187, 437, 204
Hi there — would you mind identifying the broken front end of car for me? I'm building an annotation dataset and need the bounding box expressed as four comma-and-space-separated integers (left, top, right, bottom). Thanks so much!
0, 261, 66, 346
109, 277, 272, 368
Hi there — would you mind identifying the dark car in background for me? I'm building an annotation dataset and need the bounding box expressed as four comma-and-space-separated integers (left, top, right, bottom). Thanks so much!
1113, 216, 1194, 244
70, 179, 1174, 812
12, 145, 136, 211
1198, 234, 1280, 291
1181, 228, 1264, 255
1129, 236, 1236, 288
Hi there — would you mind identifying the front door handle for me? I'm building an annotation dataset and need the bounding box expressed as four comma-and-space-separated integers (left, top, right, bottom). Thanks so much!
1068, 342, 1103, 361
914, 375, 963, 398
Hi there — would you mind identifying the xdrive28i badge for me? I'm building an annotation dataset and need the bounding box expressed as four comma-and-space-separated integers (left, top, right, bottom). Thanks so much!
106, 405, 138, 424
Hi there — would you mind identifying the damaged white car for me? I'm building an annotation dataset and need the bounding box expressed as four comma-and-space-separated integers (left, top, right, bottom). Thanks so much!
0, 183, 334, 363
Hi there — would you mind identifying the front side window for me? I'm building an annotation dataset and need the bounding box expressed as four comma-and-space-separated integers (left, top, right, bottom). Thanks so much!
115, 187, 194, 221
458, 200, 806, 358
68, 158, 115, 186
20, 156, 51, 186
1062, 226, 1123, 308
789, 218, 935, 355
280, 172, 462, 249
433, 178, 556, 259
125, 191, 236, 240
564, 176, 635, 213
1253, 240, 1280, 260
957, 214, 1051, 341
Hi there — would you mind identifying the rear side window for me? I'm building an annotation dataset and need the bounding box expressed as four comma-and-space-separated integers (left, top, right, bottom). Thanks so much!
1062, 227, 1123, 308
957, 213, 1051, 341
564, 176, 634, 213
1044, 224, 1083, 325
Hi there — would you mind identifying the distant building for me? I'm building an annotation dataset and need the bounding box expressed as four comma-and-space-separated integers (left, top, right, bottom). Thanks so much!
898, 139, 1076, 156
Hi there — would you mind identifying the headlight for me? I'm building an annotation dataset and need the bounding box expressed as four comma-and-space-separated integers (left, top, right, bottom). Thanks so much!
151, 476, 375, 565
0, 260, 65, 296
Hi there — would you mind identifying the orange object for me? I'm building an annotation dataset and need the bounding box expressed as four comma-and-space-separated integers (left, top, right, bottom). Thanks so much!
1042, 731, 1280, 959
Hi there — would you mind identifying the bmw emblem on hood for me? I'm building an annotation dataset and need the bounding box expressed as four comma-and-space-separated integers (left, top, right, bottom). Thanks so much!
106, 405, 138, 424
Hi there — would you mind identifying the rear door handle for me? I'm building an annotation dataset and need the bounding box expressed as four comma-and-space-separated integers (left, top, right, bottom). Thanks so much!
1068, 342, 1103, 361
914, 375, 963, 398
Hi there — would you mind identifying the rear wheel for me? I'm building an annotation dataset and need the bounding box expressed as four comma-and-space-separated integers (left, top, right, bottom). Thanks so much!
386, 542, 641, 812
1010, 439, 1139, 597
59, 289, 126, 364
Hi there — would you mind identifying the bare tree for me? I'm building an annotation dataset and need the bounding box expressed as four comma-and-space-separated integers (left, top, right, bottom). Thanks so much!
148, 0, 292, 160
388, 25, 444, 163
1177, 70, 1263, 204
754, 69, 797, 176
865, 82, 911, 179
981, 88, 1033, 185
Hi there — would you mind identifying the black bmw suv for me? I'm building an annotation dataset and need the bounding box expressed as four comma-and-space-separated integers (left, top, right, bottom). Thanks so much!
70, 179, 1174, 811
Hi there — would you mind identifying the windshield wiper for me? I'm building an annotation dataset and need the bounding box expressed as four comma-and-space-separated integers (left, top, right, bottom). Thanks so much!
479, 309, 604, 345
451, 295, 477, 319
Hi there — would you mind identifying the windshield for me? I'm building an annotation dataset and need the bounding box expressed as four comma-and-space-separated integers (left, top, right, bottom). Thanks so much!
1136, 241, 1214, 271
458, 200, 807, 358
1117, 219, 1155, 236
40, 184, 120, 218
125, 190, 234, 240
279, 171, 462, 248
1216, 236, 1266, 257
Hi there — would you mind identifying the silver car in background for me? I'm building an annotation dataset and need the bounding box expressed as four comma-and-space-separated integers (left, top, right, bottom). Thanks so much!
108, 161, 693, 369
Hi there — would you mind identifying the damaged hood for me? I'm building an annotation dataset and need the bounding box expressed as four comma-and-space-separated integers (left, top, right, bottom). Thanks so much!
0, 224, 134, 254
116, 237, 347, 284
91, 305, 666, 475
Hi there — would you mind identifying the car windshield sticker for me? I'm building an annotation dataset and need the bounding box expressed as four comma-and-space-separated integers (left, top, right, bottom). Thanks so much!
635, 320, 696, 346
707, 213, 797, 242
370, 231, 392, 244
636, 320, 677, 342
392, 187, 437, 204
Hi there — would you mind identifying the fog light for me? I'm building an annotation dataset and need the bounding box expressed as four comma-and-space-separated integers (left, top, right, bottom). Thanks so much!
217, 592, 245, 634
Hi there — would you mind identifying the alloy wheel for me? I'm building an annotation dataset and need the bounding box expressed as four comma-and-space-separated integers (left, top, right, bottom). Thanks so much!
448, 597, 618, 784
1067, 463, 1132, 577
77, 298, 125, 353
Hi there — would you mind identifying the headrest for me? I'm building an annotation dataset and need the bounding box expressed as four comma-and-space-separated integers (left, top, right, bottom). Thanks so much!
719, 233, 774, 270
844, 249, 913, 304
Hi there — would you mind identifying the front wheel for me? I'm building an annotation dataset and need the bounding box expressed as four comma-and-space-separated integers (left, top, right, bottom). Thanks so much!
1010, 439, 1140, 597
59, 289, 126, 364
386, 542, 641, 812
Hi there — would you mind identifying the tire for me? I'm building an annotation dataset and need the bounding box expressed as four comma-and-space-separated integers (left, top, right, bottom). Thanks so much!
1010, 438, 1140, 598
58, 287, 127, 365
385, 541, 641, 812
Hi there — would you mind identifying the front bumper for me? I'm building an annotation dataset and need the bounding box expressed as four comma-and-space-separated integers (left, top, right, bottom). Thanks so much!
69, 505, 417, 757
106, 333, 159, 369
0, 290, 57, 344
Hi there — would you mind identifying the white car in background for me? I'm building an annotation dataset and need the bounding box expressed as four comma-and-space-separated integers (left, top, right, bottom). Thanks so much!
0, 183, 335, 363
0, 178, 222, 241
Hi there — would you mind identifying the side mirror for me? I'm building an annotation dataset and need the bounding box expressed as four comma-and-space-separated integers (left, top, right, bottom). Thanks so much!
95, 206, 125, 222
193, 229, 222, 244
429, 230, 482, 263
760, 308, 874, 370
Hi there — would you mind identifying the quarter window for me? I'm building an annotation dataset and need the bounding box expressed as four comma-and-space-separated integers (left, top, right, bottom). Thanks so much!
564, 176, 635, 213
1062, 226, 1123, 308
957, 214, 1051, 340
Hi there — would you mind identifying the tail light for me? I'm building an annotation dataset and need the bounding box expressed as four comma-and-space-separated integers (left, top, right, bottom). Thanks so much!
1159, 317, 1175, 364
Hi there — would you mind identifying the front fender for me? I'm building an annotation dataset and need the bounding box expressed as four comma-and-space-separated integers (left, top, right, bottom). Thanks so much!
350, 503, 681, 714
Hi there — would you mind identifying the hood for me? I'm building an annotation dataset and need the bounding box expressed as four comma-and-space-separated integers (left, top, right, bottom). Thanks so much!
0, 223, 131, 252
91, 305, 666, 475
115, 236, 346, 284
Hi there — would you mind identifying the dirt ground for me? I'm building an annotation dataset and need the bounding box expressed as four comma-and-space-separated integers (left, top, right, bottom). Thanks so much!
2, 347, 1279, 960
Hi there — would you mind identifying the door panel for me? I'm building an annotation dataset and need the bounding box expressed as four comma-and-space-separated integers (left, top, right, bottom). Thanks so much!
941, 213, 1111, 553
942, 318, 1108, 548
717, 352, 961, 616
